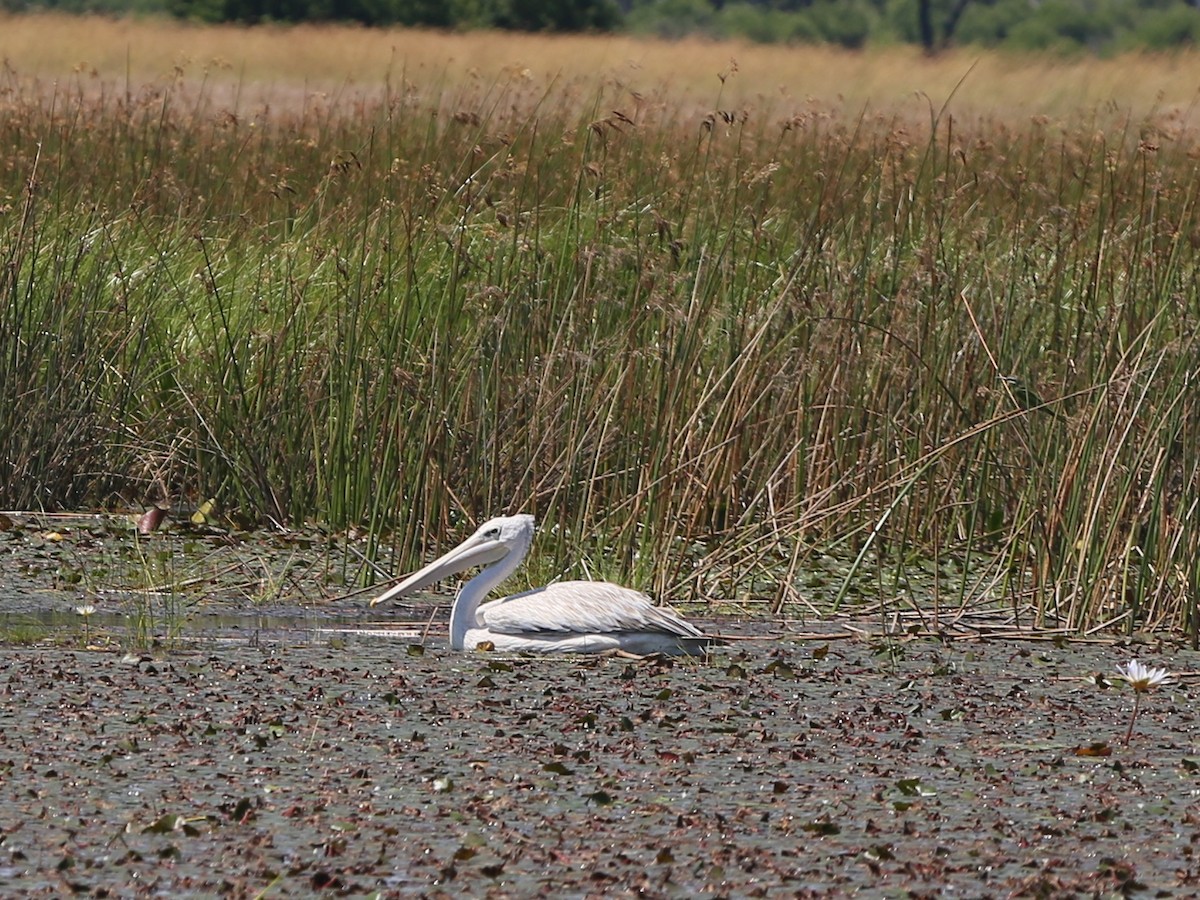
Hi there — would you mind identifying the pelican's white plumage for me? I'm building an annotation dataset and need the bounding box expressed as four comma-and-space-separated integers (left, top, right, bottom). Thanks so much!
370, 514, 714, 655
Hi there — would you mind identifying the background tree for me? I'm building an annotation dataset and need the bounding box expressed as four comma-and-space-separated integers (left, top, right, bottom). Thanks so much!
14, 0, 1200, 52
916, 0, 978, 52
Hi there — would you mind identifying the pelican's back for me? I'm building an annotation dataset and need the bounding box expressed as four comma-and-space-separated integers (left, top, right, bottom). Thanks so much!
478, 581, 697, 635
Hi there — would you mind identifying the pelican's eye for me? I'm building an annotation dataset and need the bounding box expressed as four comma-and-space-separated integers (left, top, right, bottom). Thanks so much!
484, 527, 501, 539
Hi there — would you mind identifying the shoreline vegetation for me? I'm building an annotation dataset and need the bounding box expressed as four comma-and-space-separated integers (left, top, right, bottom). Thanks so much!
2, 14, 1198, 636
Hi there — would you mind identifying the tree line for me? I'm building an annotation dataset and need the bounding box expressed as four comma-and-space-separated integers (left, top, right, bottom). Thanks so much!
9, 0, 1200, 53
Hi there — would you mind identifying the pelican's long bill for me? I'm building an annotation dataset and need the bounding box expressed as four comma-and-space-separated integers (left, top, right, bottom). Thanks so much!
369, 530, 509, 607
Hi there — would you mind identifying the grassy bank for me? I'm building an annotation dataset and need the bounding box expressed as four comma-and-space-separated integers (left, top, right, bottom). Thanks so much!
6, 13, 1200, 121
1, 17, 1198, 634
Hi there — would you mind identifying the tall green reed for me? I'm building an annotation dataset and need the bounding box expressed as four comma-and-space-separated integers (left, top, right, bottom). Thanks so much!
1, 66, 1197, 633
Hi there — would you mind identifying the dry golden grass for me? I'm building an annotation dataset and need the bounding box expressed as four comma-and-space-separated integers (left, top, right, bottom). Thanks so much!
4, 11, 1200, 127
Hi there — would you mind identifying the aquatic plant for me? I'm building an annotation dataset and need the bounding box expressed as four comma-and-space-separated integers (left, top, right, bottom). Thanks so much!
1114, 659, 1174, 745
74, 604, 96, 646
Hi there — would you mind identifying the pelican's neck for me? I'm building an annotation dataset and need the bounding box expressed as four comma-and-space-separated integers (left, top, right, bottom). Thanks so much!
448, 538, 528, 650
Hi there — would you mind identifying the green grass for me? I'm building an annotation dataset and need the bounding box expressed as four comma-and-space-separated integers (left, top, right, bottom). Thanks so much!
0, 620, 55, 646
1, 65, 1198, 637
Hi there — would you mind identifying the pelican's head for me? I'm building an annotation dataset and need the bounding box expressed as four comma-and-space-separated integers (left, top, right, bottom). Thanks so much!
472, 513, 536, 551
369, 514, 536, 607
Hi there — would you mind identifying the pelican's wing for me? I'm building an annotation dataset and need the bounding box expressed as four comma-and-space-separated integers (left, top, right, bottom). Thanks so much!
478, 581, 704, 638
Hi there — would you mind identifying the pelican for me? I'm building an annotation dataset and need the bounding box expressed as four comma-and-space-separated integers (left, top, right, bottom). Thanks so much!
370, 514, 715, 655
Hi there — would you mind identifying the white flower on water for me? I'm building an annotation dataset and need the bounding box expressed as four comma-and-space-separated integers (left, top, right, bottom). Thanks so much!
1115, 660, 1173, 693
1114, 660, 1175, 747
75, 604, 98, 647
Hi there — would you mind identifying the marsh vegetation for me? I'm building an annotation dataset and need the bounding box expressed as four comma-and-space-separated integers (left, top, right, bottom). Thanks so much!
2, 17, 1198, 636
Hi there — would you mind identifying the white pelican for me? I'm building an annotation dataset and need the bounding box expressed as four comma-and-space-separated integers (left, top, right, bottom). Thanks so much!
370, 514, 715, 655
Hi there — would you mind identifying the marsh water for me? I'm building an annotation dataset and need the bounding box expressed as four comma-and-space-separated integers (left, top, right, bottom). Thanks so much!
1, 514, 1197, 896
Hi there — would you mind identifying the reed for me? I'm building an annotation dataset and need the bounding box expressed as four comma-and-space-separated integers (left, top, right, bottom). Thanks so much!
1, 30, 1198, 636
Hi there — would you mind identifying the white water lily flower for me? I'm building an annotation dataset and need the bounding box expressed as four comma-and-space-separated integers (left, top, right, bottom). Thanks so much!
1115, 660, 1174, 747
1115, 660, 1173, 693
74, 605, 96, 617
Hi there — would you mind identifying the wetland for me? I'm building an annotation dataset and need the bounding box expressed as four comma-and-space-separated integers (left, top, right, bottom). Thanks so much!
0, 514, 1195, 897
3, 19, 1200, 895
